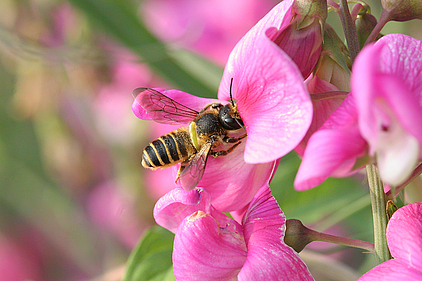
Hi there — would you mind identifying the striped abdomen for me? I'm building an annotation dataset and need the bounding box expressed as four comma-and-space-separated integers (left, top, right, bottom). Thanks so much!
142, 129, 196, 169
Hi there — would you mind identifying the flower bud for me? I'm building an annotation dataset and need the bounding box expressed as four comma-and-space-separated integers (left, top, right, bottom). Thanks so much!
313, 24, 351, 92
386, 200, 398, 220
266, 0, 327, 78
356, 10, 380, 49
284, 219, 314, 253
292, 0, 328, 29
381, 0, 422, 21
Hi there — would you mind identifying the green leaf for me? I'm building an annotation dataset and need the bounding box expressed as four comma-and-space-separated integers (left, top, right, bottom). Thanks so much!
68, 0, 219, 97
161, 267, 176, 281
124, 225, 175, 281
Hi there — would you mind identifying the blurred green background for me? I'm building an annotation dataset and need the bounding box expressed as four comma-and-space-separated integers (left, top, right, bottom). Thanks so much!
0, 0, 420, 280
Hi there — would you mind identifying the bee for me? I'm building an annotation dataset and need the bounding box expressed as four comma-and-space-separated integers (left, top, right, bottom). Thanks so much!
133, 79, 246, 189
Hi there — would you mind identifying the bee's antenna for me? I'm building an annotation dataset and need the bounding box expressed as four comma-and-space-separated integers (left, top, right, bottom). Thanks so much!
229, 78, 245, 130
229, 78, 235, 107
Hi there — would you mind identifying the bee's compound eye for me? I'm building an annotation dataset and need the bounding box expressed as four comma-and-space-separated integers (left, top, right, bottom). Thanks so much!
219, 105, 243, 130
224, 117, 242, 130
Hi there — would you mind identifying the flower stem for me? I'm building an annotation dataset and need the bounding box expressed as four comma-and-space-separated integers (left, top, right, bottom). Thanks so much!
350, 3, 363, 20
366, 164, 391, 263
310, 91, 348, 101
364, 10, 390, 46
327, 0, 339, 10
309, 229, 374, 253
284, 219, 374, 253
338, 0, 360, 63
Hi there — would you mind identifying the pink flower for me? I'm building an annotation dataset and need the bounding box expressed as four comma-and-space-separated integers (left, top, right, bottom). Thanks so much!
154, 184, 314, 280
358, 202, 422, 280
95, 58, 153, 145
142, 0, 276, 65
0, 235, 42, 281
295, 75, 347, 156
294, 34, 422, 190
295, 94, 368, 190
264, 0, 326, 79
352, 34, 422, 186
133, 1, 313, 211
217, 0, 313, 164
295, 24, 351, 156
87, 181, 145, 248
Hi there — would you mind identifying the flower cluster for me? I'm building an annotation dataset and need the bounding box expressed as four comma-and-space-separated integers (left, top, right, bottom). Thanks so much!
154, 184, 313, 280
295, 33, 422, 190
132, 0, 422, 279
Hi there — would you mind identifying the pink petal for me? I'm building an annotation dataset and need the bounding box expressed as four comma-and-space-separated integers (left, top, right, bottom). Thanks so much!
142, 0, 276, 65
358, 259, 422, 281
0, 236, 41, 281
296, 76, 346, 156
376, 34, 422, 98
294, 95, 367, 190
352, 34, 422, 185
294, 128, 366, 190
153, 187, 229, 233
173, 211, 247, 281
132, 88, 218, 121
387, 202, 422, 270
214, 0, 293, 68
374, 114, 420, 186
217, 0, 312, 164
268, 19, 323, 79
352, 34, 422, 153
220, 33, 312, 164
238, 185, 313, 280
87, 182, 143, 248
196, 143, 278, 212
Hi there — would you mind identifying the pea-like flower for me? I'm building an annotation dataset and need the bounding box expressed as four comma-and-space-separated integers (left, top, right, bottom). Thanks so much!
295, 34, 422, 190
154, 184, 314, 280
133, 0, 313, 211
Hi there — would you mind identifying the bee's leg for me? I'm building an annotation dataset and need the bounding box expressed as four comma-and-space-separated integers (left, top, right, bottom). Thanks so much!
223, 133, 247, 143
211, 141, 242, 157
175, 161, 189, 183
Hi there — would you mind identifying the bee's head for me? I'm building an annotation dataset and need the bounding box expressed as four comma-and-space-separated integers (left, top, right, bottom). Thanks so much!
219, 77, 245, 130
219, 104, 244, 130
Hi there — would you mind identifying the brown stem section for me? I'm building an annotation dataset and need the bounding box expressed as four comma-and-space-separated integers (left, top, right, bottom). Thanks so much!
364, 9, 390, 45
339, 0, 360, 63
309, 229, 375, 253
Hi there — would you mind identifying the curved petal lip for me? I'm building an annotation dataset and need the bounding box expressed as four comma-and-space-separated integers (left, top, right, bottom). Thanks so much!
239, 184, 313, 280
153, 187, 205, 233
173, 213, 246, 280
358, 259, 422, 281
154, 187, 234, 233
294, 128, 367, 190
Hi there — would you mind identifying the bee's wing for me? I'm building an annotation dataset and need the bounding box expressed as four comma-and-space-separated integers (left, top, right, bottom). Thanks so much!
179, 142, 212, 190
133, 88, 199, 124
